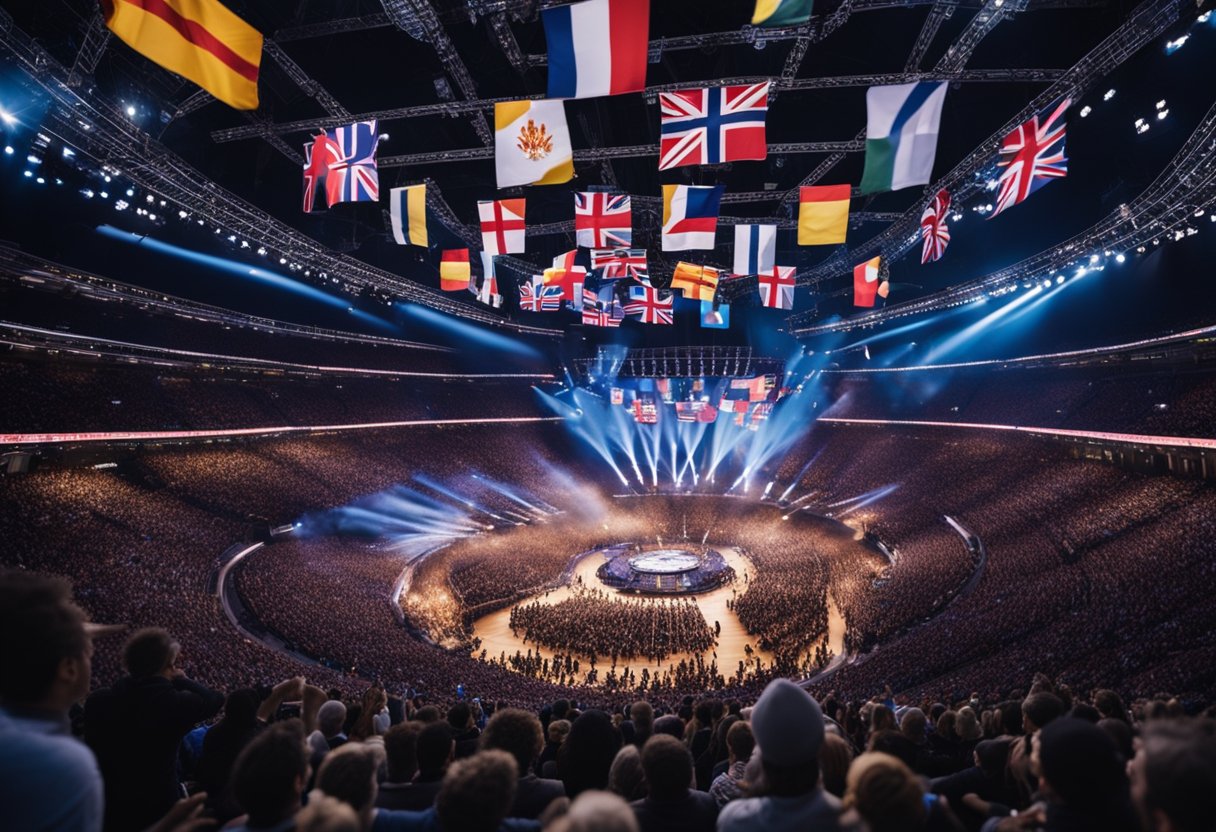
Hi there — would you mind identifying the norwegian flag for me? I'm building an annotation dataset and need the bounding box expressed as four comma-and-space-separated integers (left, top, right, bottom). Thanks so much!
920, 189, 951, 264
658, 81, 769, 170
575, 193, 632, 248
519, 276, 564, 312
591, 248, 648, 284
991, 98, 1071, 218
624, 285, 674, 325
323, 120, 380, 205
757, 265, 796, 310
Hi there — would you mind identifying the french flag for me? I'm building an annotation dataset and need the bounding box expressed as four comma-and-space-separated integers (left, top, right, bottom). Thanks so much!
543, 0, 650, 100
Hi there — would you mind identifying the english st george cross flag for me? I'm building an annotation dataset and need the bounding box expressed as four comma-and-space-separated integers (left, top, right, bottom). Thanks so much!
542, 0, 650, 100
990, 98, 1071, 218
624, 285, 674, 325
860, 82, 947, 194
920, 189, 951, 264
733, 224, 776, 276
575, 193, 632, 248
658, 82, 770, 170
662, 184, 723, 251
519, 276, 564, 312
758, 265, 796, 310
478, 199, 526, 255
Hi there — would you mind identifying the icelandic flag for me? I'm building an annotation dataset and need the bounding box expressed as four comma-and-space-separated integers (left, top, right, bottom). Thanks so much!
733, 224, 776, 276
860, 82, 947, 194
661, 184, 723, 251
543, 0, 650, 100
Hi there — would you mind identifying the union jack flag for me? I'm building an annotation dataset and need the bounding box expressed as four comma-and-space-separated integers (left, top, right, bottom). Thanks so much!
582, 288, 624, 327
575, 193, 632, 248
323, 120, 380, 205
920, 189, 951, 264
591, 248, 649, 284
519, 277, 563, 312
757, 265, 796, 310
658, 82, 769, 170
990, 98, 1071, 218
624, 285, 674, 325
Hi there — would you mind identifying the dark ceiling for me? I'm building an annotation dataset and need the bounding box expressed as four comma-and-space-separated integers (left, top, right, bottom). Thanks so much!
0, 0, 1213, 359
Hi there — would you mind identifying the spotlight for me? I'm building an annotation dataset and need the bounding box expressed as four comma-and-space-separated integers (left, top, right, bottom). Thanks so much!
81, 188, 94, 198
1079, 105, 1092, 118
26, 154, 41, 165
147, 213, 156, 221
226, 234, 236, 243
1115, 253, 1126, 263
125, 104, 136, 117
99, 191, 108, 199
3, 146, 12, 154
35, 176, 45, 184
126, 188, 135, 197
115, 199, 129, 210
279, 257, 287, 264
62, 146, 75, 159
1165, 35, 1188, 52
178, 209, 188, 219
0, 107, 16, 125
22, 170, 32, 177
1056, 275, 1065, 285
1089, 253, 1099, 263
1157, 109, 1169, 120
1103, 89, 1116, 101
256, 247, 266, 256
145, 194, 154, 203
1156, 99, 1167, 110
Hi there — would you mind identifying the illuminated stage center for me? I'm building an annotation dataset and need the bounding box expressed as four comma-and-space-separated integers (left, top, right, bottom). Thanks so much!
628, 549, 702, 574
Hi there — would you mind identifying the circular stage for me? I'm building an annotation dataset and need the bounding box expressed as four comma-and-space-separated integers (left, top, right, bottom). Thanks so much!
628, 549, 702, 574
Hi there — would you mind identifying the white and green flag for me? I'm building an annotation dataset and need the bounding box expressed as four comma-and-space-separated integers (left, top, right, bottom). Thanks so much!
860, 81, 947, 194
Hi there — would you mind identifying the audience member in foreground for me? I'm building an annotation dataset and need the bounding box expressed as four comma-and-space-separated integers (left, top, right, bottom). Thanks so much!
628, 734, 717, 832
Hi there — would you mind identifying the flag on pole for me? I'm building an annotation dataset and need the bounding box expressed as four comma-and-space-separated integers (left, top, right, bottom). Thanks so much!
701, 300, 731, 329
389, 184, 428, 247
103, 0, 263, 110
733, 224, 776, 275
575, 193, 632, 247
671, 262, 721, 302
658, 82, 770, 170
323, 121, 381, 205
853, 256, 887, 307
542, 0, 650, 100
624, 285, 674, 324
751, 0, 814, 27
661, 184, 723, 251
758, 265, 796, 310
797, 184, 850, 245
920, 189, 951, 263
494, 100, 574, 188
519, 276, 565, 311
439, 250, 471, 291
471, 252, 503, 307
990, 98, 1071, 218
478, 199, 527, 255
860, 82, 948, 194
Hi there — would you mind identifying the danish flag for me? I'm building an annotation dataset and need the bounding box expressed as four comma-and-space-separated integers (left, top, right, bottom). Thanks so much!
574, 192, 632, 248
658, 82, 769, 170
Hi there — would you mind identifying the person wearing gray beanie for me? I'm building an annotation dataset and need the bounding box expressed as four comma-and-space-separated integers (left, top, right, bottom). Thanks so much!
717, 679, 851, 832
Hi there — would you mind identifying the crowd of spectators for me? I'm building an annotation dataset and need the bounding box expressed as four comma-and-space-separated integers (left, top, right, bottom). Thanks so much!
5, 571, 1216, 832
509, 587, 716, 664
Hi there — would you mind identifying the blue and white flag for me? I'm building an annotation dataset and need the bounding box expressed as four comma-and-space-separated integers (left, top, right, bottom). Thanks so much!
732, 224, 776, 276
860, 82, 948, 194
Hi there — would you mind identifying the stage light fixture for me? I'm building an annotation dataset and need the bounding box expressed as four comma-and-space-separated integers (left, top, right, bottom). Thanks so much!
26, 154, 40, 165
81, 188, 94, 198
22, 169, 31, 177
178, 210, 188, 219
126, 188, 135, 197
99, 191, 108, 199
1157, 109, 1169, 120
125, 105, 136, 117
1116, 254, 1126, 263
257, 247, 267, 256
1103, 89, 1116, 101
3, 146, 12, 154
35, 176, 44, 184
1079, 105, 1092, 118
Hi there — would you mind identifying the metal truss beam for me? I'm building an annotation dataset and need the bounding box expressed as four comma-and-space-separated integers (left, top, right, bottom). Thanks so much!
904, 1, 953, 71
67, 10, 110, 87
486, 12, 529, 73
211, 68, 1060, 144
936, 0, 1025, 72
0, 7, 560, 337
263, 41, 350, 119
273, 14, 393, 42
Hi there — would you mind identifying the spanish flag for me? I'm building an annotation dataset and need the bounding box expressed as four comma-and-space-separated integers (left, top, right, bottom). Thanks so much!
798, 184, 850, 246
439, 250, 471, 292
103, 0, 263, 111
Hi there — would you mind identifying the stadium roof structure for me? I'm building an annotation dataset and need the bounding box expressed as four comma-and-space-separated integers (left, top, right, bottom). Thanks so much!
0, 0, 1213, 352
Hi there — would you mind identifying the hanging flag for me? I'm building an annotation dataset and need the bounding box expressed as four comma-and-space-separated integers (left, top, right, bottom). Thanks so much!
494, 100, 574, 188
758, 265, 796, 310
591, 248, 648, 283
730, 376, 769, 402
583, 287, 623, 327
661, 184, 723, 251
323, 121, 381, 206
853, 256, 887, 307
519, 276, 565, 311
624, 285, 674, 324
610, 387, 624, 405
389, 184, 428, 247
860, 82, 948, 194
575, 193, 632, 248
471, 252, 503, 307
733, 224, 777, 275
302, 135, 332, 213
671, 262, 721, 302
658, 82, 770, 170
632, 398, 659, 424
920, 189, 951, 263
991, 98, 1071, 218
751, 0, 814, 27
701, 300, 731, 329
478, 199, 527, 255
542, 250, 587, 302
542, 0, 650, 100
797, 184, 850, 245
103, 0, 263, 110
439, 250, 471, 291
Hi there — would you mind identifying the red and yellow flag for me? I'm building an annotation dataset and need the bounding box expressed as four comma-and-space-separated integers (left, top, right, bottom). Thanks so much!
439, 250, 471, 292
102, 0, 263, 110
671, 262, 720, 302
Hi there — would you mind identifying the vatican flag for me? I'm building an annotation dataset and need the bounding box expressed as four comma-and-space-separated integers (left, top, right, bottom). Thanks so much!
495, 100, 575, 189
